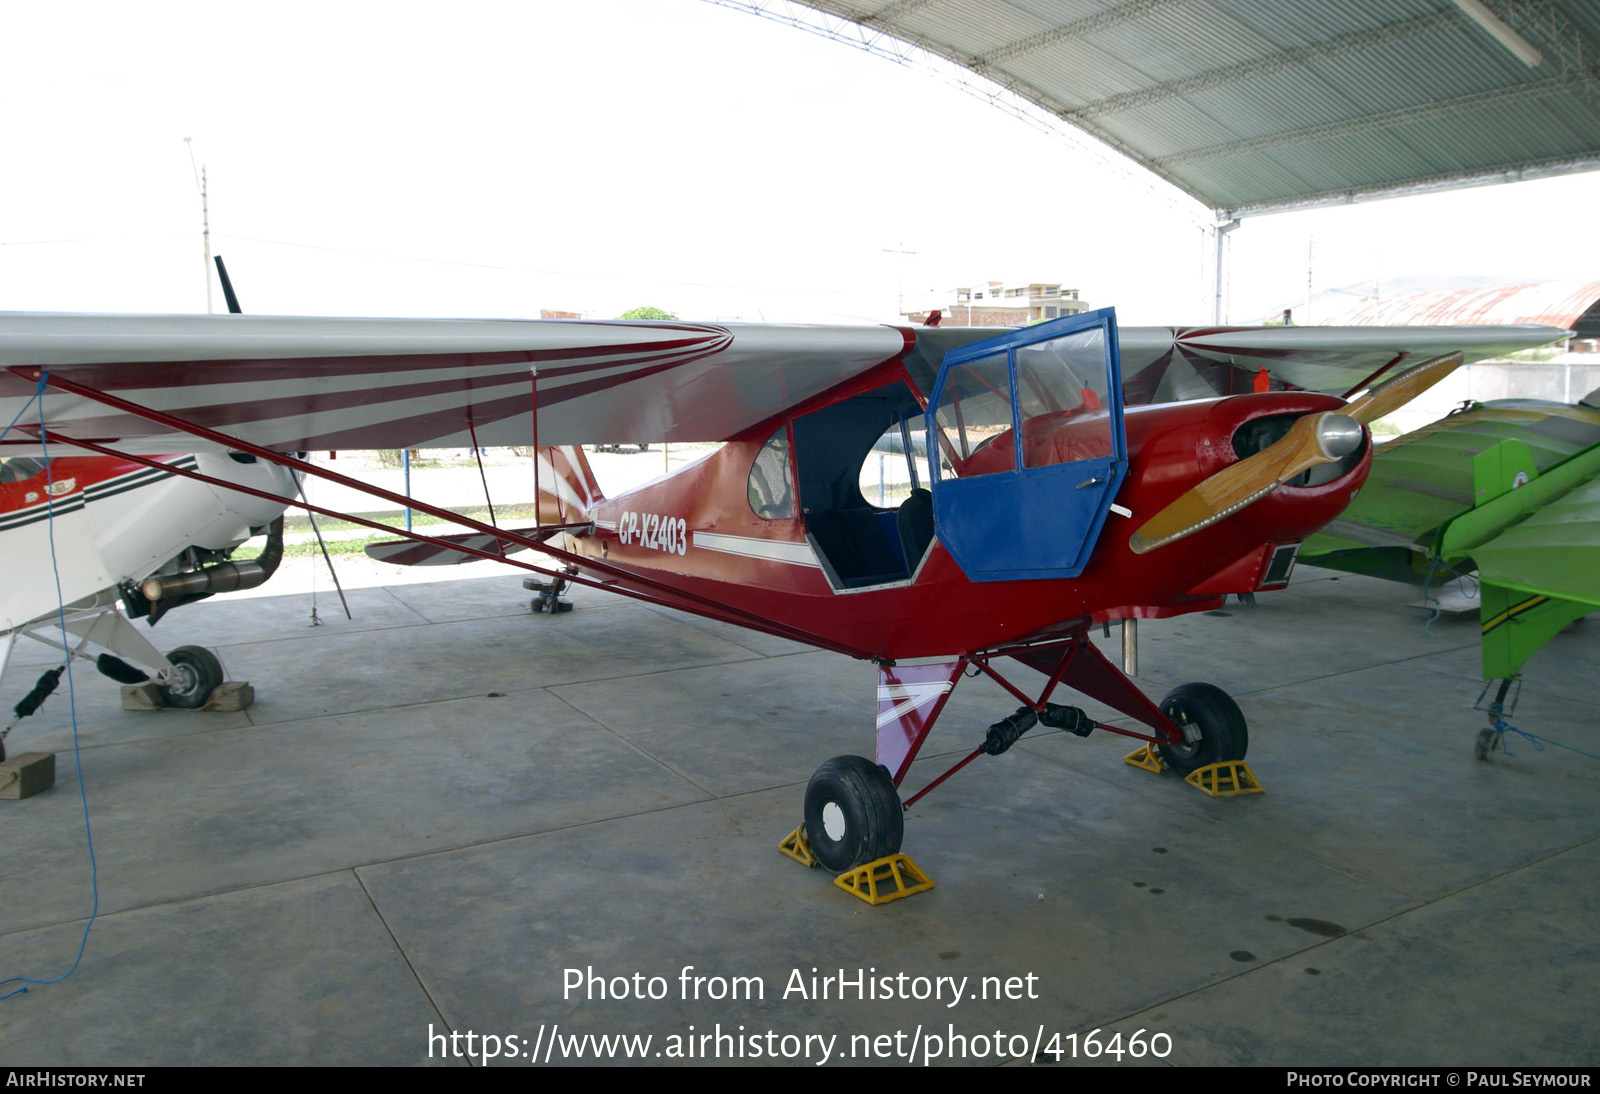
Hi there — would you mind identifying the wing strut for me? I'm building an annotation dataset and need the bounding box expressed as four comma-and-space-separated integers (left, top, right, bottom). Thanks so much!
288, 468, 352, 621
530, 366, 540, 530
16, 367, 873, 659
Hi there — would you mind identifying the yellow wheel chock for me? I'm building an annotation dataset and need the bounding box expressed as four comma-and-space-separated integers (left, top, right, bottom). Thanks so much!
781, 825, 934, 904
1124, 747, 1265, 796
778, 823, 817, 868
1184, 760, 1264, 797
1124, 743, 1166, 774
833, 854, 935, 906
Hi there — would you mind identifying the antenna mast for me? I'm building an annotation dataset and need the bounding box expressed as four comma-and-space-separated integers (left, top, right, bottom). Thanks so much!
183, 137, 213, 314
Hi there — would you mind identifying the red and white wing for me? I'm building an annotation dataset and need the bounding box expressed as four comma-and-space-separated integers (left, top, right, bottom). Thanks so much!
0, 313, 910, 454
0, 313, 1568, 456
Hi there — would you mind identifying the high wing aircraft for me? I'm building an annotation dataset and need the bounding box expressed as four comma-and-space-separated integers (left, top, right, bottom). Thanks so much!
0, 308, 1565, 875
1300, 388, 1600, 759
0, 448, 297, 754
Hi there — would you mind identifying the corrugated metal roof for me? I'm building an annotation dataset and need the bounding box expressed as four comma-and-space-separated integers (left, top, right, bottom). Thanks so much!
796, 0, 1600, 215
1317, 280, 1600, 329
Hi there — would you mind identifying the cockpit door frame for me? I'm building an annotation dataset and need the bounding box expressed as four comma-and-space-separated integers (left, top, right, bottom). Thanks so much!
925, 307, 1128, 582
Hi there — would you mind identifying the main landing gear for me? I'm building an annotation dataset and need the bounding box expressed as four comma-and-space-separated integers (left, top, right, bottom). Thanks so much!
1155, 682, 1248, 775
154, 645, 226, 709
782, 633, 1254, 902
3, 606, 235, 765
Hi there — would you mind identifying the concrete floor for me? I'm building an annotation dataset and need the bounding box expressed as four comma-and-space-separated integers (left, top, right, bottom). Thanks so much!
1, 565, 1596, 1066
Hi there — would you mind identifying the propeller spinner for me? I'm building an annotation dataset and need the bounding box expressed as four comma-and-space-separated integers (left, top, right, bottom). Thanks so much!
1128, 352, 1463, 555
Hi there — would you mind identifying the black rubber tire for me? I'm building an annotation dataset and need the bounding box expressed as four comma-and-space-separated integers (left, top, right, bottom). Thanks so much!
804, 755, 904, 873
156, 645, 224, 709
1156, 682, 1248, 775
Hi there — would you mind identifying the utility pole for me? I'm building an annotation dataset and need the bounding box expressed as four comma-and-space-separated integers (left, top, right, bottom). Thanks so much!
883, 242, 916, 319
184, 138, 213, 314
1305, 234, 1315, 315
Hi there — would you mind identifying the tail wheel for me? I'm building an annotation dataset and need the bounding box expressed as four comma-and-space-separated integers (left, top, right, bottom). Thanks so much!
803, 755, 903, 873
1475, 728, 1499, 761
1157, 682, 1248, 775
156, 645, 224, 709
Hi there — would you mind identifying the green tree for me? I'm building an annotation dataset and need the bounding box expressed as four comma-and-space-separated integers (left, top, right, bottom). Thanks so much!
619, 306, 677, 321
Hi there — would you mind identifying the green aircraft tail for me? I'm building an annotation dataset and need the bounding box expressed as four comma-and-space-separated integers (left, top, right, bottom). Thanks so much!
1455, 437, 1600, 680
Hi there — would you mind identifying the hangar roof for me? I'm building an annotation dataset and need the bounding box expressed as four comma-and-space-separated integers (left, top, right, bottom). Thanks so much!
1313, 279, 1600, 338
784, 1, 1600, 218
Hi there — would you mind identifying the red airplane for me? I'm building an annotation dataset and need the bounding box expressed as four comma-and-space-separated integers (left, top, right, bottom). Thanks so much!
0, 309, 1564, 874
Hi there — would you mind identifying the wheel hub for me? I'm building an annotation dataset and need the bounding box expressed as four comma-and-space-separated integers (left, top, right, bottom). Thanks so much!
165, 663, 199, 697
1164, 704, 1202, 756
821, 801, 847, 841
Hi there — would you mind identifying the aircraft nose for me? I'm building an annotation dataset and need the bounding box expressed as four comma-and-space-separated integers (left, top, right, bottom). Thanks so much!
1129, 404, 1370, 554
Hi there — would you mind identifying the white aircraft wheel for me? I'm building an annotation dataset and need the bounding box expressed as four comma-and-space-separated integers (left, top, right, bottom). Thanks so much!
803, 755, 903, 873
156, 645, 224, 709
1156, 682, 1248, 776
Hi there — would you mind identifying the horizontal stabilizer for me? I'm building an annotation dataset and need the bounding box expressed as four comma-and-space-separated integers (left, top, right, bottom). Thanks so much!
365, 528, 541, 567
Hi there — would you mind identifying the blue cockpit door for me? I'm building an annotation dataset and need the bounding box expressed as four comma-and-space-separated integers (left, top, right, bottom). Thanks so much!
925, 307, 1127, 581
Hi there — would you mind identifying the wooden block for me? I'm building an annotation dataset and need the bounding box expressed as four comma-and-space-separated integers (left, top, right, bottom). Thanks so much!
121, 681, 254, 712
0, 751, 56, 799
120, 683, 162, 711
200, 682, 254, 712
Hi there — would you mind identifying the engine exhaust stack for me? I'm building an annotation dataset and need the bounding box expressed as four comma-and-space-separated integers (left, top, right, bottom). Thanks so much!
141, 516, 284, 603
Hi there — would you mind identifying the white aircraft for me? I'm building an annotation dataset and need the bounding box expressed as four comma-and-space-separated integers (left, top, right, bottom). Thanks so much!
0, 447, 296, 756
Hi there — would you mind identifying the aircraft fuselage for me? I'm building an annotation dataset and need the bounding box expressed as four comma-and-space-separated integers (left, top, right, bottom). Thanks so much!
560, 373, 1371, 660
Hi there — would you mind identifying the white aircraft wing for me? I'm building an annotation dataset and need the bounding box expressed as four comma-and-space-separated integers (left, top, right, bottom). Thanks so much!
1114, 325, 1568, 404
0, 312, 1569, 454
0, 313, 910, 453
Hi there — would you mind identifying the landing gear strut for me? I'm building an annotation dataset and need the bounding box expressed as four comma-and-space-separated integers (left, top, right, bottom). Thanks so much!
3, 619, 233, 764
784, 632, 1239, 898
1475, 677, 1517, 761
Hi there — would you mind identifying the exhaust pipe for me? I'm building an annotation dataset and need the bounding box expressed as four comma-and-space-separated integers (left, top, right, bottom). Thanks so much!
142, 516, 285, 602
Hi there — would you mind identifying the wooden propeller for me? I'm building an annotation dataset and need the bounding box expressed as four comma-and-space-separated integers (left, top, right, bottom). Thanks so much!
1127, 352, 1463, 555
1343, 352, 1463, 426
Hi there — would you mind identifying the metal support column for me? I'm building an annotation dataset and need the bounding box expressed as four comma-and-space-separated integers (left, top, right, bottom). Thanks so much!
1212, 218, 1240, 324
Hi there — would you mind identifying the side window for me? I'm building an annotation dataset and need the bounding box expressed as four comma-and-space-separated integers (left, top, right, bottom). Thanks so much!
858, 415, 931, 508
747, 426, 795, 519
0, 457, 47, 485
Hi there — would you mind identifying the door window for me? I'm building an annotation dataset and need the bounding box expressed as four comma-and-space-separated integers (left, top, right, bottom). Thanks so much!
933, 353, 1014, 476
1015, 327, 1114, 467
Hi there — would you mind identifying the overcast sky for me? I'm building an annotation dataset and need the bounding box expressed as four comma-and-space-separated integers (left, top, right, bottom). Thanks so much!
2, 0, 1595, 327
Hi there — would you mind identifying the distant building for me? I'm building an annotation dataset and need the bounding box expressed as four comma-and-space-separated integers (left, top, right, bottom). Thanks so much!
904, 280, 1090, 327
540, 308, 582, 320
